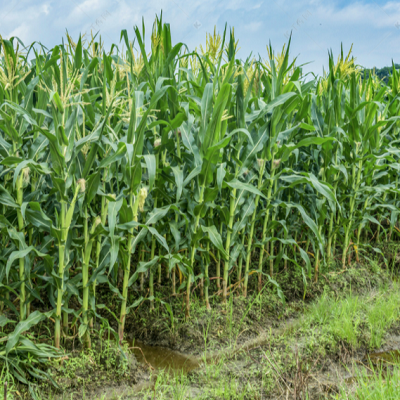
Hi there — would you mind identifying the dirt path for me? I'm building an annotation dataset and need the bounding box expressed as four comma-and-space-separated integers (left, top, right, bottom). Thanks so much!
39, 264, 400, 400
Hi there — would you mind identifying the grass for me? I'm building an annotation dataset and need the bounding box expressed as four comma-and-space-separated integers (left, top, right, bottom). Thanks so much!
133, 282, 400, 399
5, 266, 400, 399
301, 282, 400, 352
142, 369, 190, 400
133, 357, 262, 400
0, 369, 18, 400
97, 281, 400, 399
337, 361, 400, 399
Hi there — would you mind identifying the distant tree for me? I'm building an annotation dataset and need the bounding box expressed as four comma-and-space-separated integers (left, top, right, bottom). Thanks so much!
362, 64, 400, 83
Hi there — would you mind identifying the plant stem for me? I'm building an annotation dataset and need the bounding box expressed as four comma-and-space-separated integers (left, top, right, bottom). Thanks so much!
82, 208, 92, 348
55, 201, 66, 349
257, 159, 277, 292
16, 173, 25, 321
186, 186, 204, 319
118, 192, 137, 341
243, 161, 265, 297
342, 159, 363, 268
223, 186, 237, 303
149, 198, 157, 311
237, 229, 245, 291
205, 241, 211, 310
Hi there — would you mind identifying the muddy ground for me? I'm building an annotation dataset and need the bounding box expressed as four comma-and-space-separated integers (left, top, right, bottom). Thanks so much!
7, 249, 400, 400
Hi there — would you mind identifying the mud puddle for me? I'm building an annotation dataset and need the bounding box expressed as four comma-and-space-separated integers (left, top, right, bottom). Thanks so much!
366, 349, 400, 364
130, 321, 297, 376
131, 340, 201, 374
340, 349, 400, 386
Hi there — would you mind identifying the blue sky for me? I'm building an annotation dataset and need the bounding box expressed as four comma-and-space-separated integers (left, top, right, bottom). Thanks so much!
1, 0, 400, 75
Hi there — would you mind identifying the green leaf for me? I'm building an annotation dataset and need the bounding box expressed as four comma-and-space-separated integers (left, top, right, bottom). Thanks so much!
0, 184, 18, 208
226, 179, 266, 199
74, 35, 82, 71
148, 227, 169, 252
279, 137, 335, 162
0, 315, 15, 328
171, 166, 183, 202
143, 154, 156, 191
201, 225, 228, 259
183, 165, 202, 188
6, 246, 48, 280
83, 100, 114, 178
99, 141, 126, 169
25, 202, 53, 232
85, 172, 101, 205
128, 258, 159, 287
6, 311, 48, 354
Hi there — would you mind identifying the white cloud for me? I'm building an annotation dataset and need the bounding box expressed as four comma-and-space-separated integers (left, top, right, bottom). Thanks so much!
0, 0, 399, 73
245, 22, 262, 32
6, 24, 32, 42
41, 3, 51, 15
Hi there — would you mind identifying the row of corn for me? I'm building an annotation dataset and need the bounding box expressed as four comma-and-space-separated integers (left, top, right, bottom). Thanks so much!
0, 15, 399, 385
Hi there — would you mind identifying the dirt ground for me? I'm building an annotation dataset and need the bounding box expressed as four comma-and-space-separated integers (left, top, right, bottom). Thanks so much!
7, 253, 400, 399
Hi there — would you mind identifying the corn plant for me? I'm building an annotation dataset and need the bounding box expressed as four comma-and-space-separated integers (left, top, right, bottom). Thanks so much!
0, 16, 399, 387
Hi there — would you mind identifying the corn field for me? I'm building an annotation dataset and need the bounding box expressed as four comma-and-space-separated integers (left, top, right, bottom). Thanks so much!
1, 15, 400, 387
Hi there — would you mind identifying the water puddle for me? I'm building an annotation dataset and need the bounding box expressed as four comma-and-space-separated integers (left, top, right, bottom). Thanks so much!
130, 333, 276, 375
131, 340, 200, 374
342, 349, 400, 385
366, 349, 400, 364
